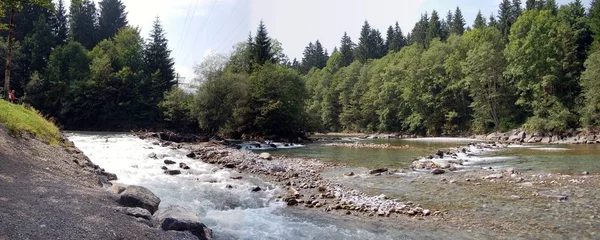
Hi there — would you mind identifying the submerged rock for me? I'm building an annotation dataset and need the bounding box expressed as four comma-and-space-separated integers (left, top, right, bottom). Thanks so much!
164, 159, 176, 165
251, 186, 262, 192
369, 168, 388, 174
179, 163, 190, 169
186, 152, 196, 158
165, 170, 182, 175
152, 205, 213, 240
118, 185, 161, 214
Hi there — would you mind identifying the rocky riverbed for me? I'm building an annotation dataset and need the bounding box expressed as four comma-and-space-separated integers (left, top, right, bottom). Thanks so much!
135, 132, 600, 239
182, 142, 436, 218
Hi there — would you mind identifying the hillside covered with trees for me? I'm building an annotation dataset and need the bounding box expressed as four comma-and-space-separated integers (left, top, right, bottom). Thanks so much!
2, 0, 600, 139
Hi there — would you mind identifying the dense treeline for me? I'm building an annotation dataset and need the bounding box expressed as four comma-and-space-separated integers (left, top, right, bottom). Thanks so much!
1, 0, 175, 130
3, 0, 600, 138
163, 0, 600, 139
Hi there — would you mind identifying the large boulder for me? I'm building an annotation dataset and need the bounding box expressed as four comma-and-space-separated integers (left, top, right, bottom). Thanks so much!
152, 205, 213, 240
118, 185, 161, 214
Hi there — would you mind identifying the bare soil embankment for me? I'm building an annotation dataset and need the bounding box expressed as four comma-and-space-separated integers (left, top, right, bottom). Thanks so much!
0, 125, 195, 240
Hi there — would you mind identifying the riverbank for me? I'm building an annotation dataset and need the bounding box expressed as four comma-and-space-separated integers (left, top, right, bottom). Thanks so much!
0, 124, 200, 239
164, 135, 600, 239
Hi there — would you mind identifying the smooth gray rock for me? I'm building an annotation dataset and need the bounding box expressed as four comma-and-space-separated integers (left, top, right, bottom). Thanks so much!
118, 185, 161, 214
152, 205, 213, 240
164, 159, 176, 165
120, 207, 152, 220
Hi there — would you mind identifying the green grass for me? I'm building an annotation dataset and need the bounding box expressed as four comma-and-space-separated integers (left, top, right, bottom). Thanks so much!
0, 99, 62, 145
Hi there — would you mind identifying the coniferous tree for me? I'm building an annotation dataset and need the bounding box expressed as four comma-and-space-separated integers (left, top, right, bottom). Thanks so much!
489, 14, 498, 28
69, 0, 99, 49
393, 22, 406, 50
512, 0, 523, 21
452, 7, 466, 35
474, 10, 487, 29
339, 32, 355, 67
591, 0, 600, 41
441, 10, 453, 40
52, 0, 68, 45
144, 17, 175, 105
426, 10, 441, 44
526, 0, 537, 10
98, 0, 128, 41
545, 0, 558, 14
355, 20, 372, 63
369, 29, 386, 59
25, 15, 55, 74
315, 40, 327, 68
498, 0, 513, 41
251, 20, 273, 65
386, 25, 395, 53
411, 13, 429, 47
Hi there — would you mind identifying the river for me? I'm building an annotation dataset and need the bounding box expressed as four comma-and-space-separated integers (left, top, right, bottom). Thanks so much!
67, 133, 600, 239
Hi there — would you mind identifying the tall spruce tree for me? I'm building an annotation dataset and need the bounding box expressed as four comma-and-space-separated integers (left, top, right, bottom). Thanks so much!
591, 0, 600, 41
426, 10, 442, 44
339, 32, 355, 67
441, 10, 453, 40
393, 22, 406, 50
526, 0, 537, 10
452, 7, 466, 35
251, 20, 273, 65
474, 10, 487, 29
386, 25, 395, 53
52, 0, 68, 45
369, 29, 386, 59
144, 17, 175, 104
355, 20, 372, 63
489, 14, 498, 28
512, 0, 523, 22
69, 0, 99, 49
98, 0, 128, 41
498, 0, 513, 41
411, 13, 429, 47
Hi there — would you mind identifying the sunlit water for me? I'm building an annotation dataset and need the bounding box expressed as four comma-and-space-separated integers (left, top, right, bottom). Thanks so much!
68, 133, 600, 239
68, 133, 459, 240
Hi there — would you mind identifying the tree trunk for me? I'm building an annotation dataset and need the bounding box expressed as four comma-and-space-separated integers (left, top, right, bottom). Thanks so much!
4, 7, 15, 99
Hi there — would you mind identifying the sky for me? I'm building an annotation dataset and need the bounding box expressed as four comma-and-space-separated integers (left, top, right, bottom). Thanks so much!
70, 0, 592, 84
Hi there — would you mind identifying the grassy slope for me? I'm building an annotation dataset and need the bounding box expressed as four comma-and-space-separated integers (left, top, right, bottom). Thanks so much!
0, 99, 61, 145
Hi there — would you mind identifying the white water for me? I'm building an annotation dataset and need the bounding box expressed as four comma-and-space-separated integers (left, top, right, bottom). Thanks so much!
67, 133, 399, 240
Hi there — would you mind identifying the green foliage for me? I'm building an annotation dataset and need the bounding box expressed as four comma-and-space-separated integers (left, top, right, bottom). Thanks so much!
300, 40, 328, 74
158, 87, 195, 131
98, 0, 128, 41
505, 10, 579, 133
69, 0, 99, 49
580, 48, 600, 129
248, 64, 307, 138
250, 20, 273, 66
144, 18, 175, 106
339, 32, 355, 67
474, 11, 487, 29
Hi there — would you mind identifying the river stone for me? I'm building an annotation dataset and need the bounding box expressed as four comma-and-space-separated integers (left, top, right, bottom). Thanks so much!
259, 152, 272, 160
186, 152, 196, 158
111, 183, 128, 194
483, 174, 503, 179
165, 170, 181, 175
122, 207, 152, 220
152, 205, 213, 240
179, 163, 190, 169
369, 168, 388, 174
101, 171, 118, 181
431, 169, 445, 175
164, 159, 176, 165
118, 185, 161, 214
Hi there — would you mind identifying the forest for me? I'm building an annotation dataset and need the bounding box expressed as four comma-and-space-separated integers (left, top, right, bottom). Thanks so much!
2, 0, 600, 139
